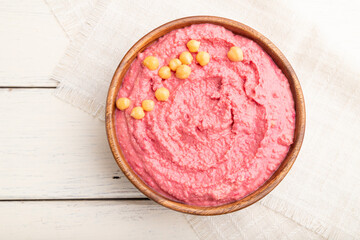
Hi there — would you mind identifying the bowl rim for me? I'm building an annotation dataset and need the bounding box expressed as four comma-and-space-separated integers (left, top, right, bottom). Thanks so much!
106, 16, 306, 216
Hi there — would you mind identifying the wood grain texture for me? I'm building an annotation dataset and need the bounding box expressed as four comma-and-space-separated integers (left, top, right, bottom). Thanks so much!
0, 0, 67, 87
106, 16, 306, 215
0, 2, 198, 238
0, 88, 143, 199
0, 200, 197, 240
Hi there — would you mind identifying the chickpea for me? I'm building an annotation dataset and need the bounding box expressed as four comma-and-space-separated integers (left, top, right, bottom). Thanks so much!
186, 40, 200, 52
196, 51, 210, 66
158, 66, 171, 79
169, 58, 182, 71
142, 100, 155, 112
155, 87, 170, 101
179, 51, 193, 65
227, 46, 243, 62
143, 56, 159, 70
116, 97, 131, 111
175, 65, 191, 79
130, 106, 145, 120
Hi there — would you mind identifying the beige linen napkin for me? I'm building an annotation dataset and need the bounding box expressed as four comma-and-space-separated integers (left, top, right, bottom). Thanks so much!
46, 0, 96, 40
45, 0, 360, 239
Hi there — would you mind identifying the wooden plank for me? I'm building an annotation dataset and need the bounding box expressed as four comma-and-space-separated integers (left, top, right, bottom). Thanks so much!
0, 200, 198, 240
0, 0, 67, 87
0, 88, 144, 199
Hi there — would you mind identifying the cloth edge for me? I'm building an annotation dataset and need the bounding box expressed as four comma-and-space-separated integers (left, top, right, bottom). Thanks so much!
50, 0, 110, 120
44, 0, 78, 40
54, 82, 105, 121
45, 0, 358, 239
260, 196, 348, 239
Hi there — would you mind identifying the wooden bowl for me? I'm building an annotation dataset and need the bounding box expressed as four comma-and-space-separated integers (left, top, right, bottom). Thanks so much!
106, 16, 305, 215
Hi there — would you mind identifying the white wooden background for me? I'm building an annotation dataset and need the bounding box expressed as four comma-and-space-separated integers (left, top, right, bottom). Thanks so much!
2, 0, 360, 239
0, 1, 198, 239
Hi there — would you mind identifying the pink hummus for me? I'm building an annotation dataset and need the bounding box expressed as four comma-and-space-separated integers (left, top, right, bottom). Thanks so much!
115, 24, 295, 206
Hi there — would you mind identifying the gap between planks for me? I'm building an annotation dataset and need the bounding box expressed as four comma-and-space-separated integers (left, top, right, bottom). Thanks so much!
0, 86, 57, 89
0, 198, 149, 202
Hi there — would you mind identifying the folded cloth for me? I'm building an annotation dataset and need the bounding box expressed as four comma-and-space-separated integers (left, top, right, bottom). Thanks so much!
46, 0, 96, 40
45, 0, 360, 239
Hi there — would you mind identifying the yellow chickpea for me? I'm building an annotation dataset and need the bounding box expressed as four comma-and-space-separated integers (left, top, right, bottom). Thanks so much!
158, 66, 171, 79
179, 51, 193, 65
143, 56, 159, 70
175, 65, 191, 79
116, 97, 131, 111
169, 58, 182, 71
131, 106, 145, 120
155, 87, 170, 101
196, 51, 210, 66
227, 46, 243, 62
186, 40, 200, 52
141, 100, 155, 112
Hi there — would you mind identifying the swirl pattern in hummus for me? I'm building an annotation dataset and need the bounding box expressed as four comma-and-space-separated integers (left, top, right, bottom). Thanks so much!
115, 24, 295, 206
